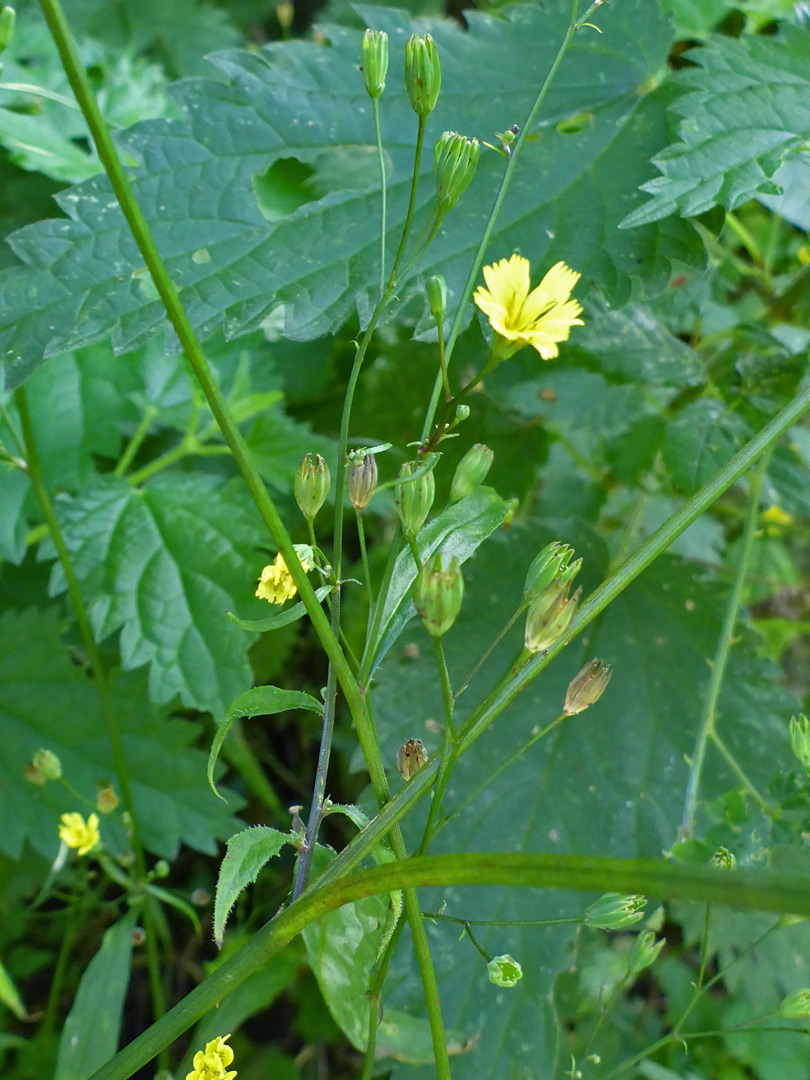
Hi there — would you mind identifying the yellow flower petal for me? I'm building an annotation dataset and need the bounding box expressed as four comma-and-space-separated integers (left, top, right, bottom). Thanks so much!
255, 545, 315, 605
474, 254, 584, 361
58, 811, 100, 856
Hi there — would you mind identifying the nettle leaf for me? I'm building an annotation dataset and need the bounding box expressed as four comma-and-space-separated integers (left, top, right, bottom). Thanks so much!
662, 398, 752, 494
54, 909, 138, 1080
369, 521, 797, 1080
0, 0, 692, 389
208, 685, 323, 801
622, 27, 810, 228
0, 607, 240, 859
47, 473, 269, 716
214, 827, 292, 947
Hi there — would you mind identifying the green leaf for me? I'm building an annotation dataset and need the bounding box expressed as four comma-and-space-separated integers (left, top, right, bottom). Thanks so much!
0, 955, 26, 1019
214, 827, 292, 947
621, 28, 810, 228
208, 685, 323, 801
47, 472, 268, 716
0, 0, 695, 389
0, 607, 241, 860
575, 294, 702, 387
228, 585, 333, 632
662, 398, 752, 494
54, 909, 138, 1080
367, 486, 512, 674
370, 520, 797, 1079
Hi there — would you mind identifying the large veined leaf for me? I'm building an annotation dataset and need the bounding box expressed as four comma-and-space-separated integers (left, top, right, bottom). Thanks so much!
0, 607, 241, 859
46, 472, 271, 716
0, 0, 694, 389
621, 26, 810, 228
366, 519, 797, 1080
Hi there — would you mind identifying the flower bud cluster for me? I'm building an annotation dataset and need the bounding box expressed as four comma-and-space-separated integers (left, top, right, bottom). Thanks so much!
405, 34, 441, 117
395, 458, 436, 539
564, 658, 612, 716
361, 29, 388, 99
434, 131, 481, 214
295, 453, 330, 521
450, 444, 494, 503
347, 451, 378, 510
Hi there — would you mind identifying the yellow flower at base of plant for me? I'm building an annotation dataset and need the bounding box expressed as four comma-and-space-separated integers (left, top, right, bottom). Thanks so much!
58, 812, 100, 856
185, 1034, 237, 1080
473, 254, 583, 360
255, 544, 315, 605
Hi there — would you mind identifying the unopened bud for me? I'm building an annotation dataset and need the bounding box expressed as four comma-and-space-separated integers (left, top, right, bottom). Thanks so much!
790, 714, 810, 772
524, 582, 580, 655
152, 859, 170, 879
434, 132, 480, 214
524, 542, 577, 602
396, 738, 428, 780
0, 7, 15, 54
295, 453, 330, 521
710, 846, 736, 869
487, 954, 523, 988
97, 784, 119, 814
404, 33, 441, 117
427, 275, 447, 322
395, 459, 435, 538
584, 893, 646, 931
276, 1, 293, 31
563, 658, 612, 716
627, 931, 665, 977
450, 444, 494, 503
780, 989, 810, 1018
32, 748, 62, 781
361, 28, 388, 99
347, 452, 378, 510
412, 552, 464, 637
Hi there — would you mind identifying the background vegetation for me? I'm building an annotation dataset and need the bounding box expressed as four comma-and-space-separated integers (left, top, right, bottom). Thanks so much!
2, 0, 810, 1077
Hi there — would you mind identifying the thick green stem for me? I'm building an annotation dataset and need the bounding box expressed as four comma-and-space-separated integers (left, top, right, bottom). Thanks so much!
36, 0, 371, 779
372, 96, 386, 302
680, 450, 771, 837
88, 855, 810, 1080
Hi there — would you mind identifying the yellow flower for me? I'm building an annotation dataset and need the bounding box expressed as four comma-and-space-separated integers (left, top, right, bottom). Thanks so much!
255, 544, 315, 605
185, 1034, 237, 1080
58, 812, 100, 856
473, 254, 584, 360
762, 503, 793, 535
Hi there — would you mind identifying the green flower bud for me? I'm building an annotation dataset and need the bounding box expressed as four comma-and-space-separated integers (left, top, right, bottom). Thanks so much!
789, 714, 810, 772
450, 443, 494, 503
347, 451, 378, 510
0, 7, 15, 54
434, 131, 480, 214
487, 954, 523, 988
361, 28, 388, 100
295, 453, 331, 521
710, 846, 736, 869
396, 738, 428, 780
524, 582, 581, 655
584, 893, 646, 931
153, 859, 171, 879
32, 748, 62, 781
524, 542, 576, 602
626, 931, 665, 977
413, 552, 464, 637
779, 988, 810, 1018
455, 404, 470, 423
427, 274, 447, 322
395, 459, 435, 538
404, 33, 441, 117
563, 658, 612, 716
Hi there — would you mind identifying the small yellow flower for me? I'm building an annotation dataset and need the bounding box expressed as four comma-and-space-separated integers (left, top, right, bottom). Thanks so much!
255, 544, 315, 605
473, 254, 584, 360
58, 812, 100, 856
185, 1034, 237, 1080
762, 504, 793, 529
